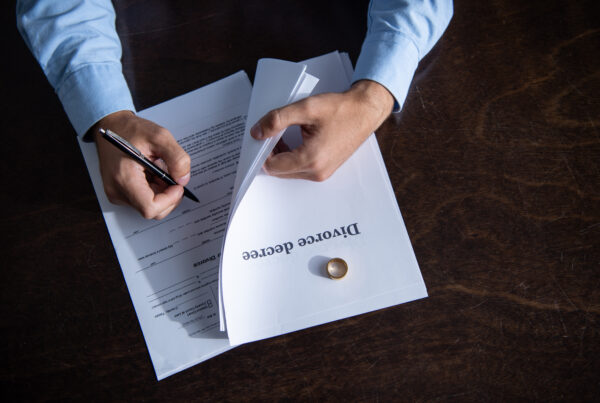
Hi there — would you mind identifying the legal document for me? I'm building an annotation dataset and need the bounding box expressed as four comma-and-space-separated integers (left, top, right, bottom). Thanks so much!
79, 52, 427, 380
221, 52, 427, 345
79, 72, 252, 380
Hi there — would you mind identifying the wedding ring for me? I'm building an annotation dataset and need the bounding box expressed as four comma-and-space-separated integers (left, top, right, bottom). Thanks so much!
326, 258, 348, 280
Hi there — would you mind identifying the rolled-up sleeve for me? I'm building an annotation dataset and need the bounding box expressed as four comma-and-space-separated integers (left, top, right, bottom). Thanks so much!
352, 0, 453, 111
17, 0, 135, 136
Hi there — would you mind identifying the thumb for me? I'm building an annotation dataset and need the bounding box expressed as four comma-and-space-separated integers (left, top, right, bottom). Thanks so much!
250, 99, 312, 140
149, 129, 191, 185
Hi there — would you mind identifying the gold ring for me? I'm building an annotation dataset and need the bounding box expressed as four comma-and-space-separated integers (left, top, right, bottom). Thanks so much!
326, 258, 348, 280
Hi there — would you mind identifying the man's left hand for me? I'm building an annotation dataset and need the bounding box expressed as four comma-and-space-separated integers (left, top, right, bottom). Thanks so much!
250, 80, 394, 181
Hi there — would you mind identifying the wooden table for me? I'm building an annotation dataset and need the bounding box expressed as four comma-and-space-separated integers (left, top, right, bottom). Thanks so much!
3, 0, 598, 400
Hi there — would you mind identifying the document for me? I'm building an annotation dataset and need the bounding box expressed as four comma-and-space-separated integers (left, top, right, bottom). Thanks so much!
220, 52, 427, 345
79, 72, 252, 380
78, 52, 427, 380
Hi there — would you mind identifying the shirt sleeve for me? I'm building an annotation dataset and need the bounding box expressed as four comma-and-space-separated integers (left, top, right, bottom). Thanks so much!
352, 0, 453, 111
16, 0, 135, 137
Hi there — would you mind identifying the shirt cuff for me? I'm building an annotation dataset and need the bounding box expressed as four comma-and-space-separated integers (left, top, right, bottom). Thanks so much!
352, 32, 420, 113
56, 62, 135, 137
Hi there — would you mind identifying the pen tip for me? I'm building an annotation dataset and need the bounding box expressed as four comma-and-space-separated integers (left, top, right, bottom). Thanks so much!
185, 188, 200, 203
99, 128, 106, 134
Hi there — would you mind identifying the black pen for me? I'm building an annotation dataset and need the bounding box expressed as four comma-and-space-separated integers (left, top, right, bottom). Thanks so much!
99, 128, 199, 203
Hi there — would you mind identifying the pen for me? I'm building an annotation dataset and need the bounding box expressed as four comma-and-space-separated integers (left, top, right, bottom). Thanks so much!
99, 128, 199, 203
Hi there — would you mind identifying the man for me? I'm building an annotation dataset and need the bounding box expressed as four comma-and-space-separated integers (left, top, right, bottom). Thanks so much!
17, 0, 453, 219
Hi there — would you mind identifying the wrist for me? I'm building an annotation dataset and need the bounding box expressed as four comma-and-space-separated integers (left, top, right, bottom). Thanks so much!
96, 110, 135, 128
92, 110, 135, 142
348, 80, 394, 125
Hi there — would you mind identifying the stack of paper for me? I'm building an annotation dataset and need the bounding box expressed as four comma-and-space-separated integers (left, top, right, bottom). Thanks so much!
78, 51, 427, 380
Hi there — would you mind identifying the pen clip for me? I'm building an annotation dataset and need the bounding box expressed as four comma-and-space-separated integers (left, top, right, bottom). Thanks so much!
99, 128, 145, 158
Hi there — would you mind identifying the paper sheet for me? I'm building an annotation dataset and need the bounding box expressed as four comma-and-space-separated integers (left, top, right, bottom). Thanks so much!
221, 52, 427, 346
78, 72, 252, 380
219, 59, 319, 328
230, 59, 318, 218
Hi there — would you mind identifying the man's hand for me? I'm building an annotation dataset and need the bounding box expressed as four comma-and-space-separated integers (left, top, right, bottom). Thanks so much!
92, 111, 191, 220
250, 80, 394, 181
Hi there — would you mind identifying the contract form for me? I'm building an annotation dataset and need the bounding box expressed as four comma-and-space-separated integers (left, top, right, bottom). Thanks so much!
79, 72, 252, 380
78, 52, 427, 379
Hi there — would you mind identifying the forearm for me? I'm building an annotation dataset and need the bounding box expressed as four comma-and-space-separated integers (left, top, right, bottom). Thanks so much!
16, 0, 135, 136
353, 0, 454, 111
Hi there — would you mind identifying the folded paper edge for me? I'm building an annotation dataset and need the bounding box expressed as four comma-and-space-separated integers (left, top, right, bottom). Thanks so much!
218, 60, 320, 331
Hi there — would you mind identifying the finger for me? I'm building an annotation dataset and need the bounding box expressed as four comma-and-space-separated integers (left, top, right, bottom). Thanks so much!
264, 162, 332, 181
264, 148, 307, 175
264, 133, 323, 174
151, 186, 185, 220
266, 139, 338, 182
155, 209, 172, 221
154, 193, 182, 220
147, 163, 173, 193
148, 129, 191, 185
251, 99, 314, 140
264, 169, 318, 181
122, 172, 184, 219
148, 180, 169, 194
152, 158, 168, 171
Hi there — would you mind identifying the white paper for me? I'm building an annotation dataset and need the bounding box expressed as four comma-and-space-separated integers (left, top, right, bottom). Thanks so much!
221, 52, 427, 346
78, 52, 427, 378
218, 59, 319, 329
230, 59, 318, 219
78, 72, 252, 380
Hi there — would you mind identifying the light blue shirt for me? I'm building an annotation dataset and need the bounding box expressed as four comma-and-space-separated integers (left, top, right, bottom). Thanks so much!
353, 0, 453, 111
17, 0, 452, 136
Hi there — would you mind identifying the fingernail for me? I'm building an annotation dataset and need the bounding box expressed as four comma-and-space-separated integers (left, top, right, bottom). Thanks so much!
177, 173, 190, 186
251, 123, 263, 139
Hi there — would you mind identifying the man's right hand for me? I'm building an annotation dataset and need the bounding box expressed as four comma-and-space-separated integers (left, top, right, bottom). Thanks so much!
92, 110, 191, 220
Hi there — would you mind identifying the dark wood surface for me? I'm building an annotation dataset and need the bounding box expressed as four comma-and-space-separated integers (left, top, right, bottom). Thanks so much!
2, 0, 599, 400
